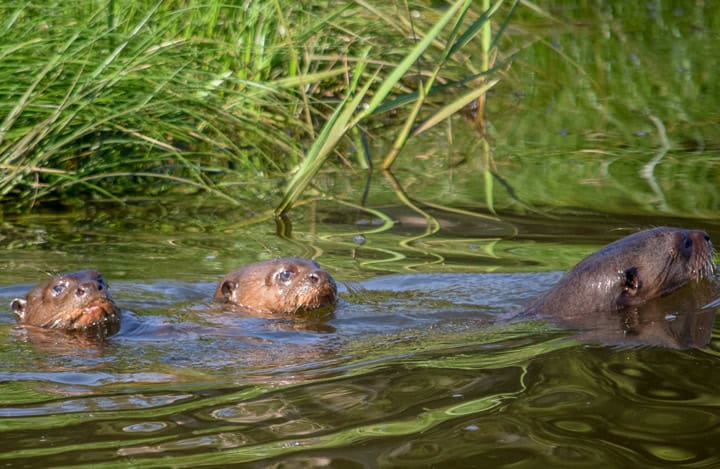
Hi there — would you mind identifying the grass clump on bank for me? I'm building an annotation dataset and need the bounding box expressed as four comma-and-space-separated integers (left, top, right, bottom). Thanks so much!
0, 0, 507, 209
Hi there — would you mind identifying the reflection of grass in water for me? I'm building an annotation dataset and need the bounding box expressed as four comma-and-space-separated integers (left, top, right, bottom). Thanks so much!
0, 185, 667, 281
318, 172, 519, 273
0, 316, 576, 465
379, 170, 444, 269
341, 319, 568, 363
87, 324, 575, 467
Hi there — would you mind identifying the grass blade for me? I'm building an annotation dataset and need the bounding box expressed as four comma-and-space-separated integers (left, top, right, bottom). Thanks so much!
411, 78, 499, 137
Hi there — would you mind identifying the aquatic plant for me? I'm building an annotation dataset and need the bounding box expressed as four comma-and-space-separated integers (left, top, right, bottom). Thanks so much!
0, 0, 509, 210
2, 1, 717, 214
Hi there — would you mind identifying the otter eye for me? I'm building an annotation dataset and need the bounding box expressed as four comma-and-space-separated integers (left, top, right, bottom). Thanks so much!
276, 270, 294, 283
51, 282, 66, 297
679, 234, 693, 255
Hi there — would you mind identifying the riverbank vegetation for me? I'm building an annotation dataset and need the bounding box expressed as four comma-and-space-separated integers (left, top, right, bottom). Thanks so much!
1, 1, 718, 212
0, 0, 508, 209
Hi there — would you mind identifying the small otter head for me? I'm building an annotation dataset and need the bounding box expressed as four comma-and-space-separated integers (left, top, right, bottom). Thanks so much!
214, 258, 338, 315
607, 227, 715, 307
527, 227, 715, 317
11, 270, 121, 335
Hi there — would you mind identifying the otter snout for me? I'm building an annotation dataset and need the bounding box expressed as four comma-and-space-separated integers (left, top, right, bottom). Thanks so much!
306, 269, 337, 295
684, 229, 715, 279
74, 273, 108, 297
215, 258, 338, 314
306, 269, 333, 286
12, 270, 120, 335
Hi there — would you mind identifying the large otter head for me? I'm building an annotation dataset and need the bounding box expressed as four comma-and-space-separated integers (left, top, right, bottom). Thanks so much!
11, 270, 121, 335
527, 227, 715, 318
214, 258, 338, 315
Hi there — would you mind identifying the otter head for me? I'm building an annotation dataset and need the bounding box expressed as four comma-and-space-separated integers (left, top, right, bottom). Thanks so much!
605, 227, 714, 307
527, 227, 715, 318
11, 270, 121, 335
214, 258, 338, 315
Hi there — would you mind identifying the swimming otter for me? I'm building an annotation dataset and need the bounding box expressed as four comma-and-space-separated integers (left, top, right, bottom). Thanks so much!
214, 258, 338, 315
526, 227, 715, 319
11, 270, 121, 336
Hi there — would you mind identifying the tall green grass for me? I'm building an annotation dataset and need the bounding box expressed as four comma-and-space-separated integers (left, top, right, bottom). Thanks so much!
9, 2, 713, 215
1, 1, 311, 205
0, 1, 510, 210
275, 0, 513, 214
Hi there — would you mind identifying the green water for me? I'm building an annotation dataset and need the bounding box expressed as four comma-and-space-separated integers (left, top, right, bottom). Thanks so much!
1, 163, 720, 466
3, 2, 720, 467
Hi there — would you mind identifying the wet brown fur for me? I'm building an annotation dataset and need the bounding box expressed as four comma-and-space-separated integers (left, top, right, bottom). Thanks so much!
11, 270, 121, 335
526, 227, 715, 319
214, 258, 337, 315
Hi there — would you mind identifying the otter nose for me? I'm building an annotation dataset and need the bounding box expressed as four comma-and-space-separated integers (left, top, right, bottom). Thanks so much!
308, 270, 333, 285
75, 280, 101, 297
691, 230, 711, 245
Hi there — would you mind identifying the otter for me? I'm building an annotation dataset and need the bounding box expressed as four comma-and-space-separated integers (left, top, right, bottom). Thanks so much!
11, 270, 121, 336
214, 257, 337, 315
526, 227, 715, 319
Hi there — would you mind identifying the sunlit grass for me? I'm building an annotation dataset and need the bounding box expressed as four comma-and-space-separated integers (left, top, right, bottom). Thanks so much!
0, 1, 317, 206
2, 1, 717, 213
276, 0, 514, 213
0, 1, 510, 210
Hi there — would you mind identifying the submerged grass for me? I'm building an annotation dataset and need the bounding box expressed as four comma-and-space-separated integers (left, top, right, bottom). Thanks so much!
0, 0, 510, 210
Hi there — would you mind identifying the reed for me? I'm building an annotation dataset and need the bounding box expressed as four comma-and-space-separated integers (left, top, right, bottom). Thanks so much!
0, 1, 326, 205
10, 1, 712, 215
0, 1, 510, 209
276, 0, 515, 213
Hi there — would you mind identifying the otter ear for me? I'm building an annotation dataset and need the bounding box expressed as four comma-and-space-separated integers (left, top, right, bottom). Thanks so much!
10, 298, 26, 319
622, 267, 640, 296
220, 280, 238, 300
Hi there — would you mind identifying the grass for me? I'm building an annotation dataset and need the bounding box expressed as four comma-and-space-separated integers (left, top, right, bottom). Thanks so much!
491, 2, 720, 151
275, 0, 511, 214
3, 1, 718, 214
0, 0, 511, 210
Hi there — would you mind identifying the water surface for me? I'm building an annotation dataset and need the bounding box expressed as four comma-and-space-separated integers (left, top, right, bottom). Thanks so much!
2, 190, 720, 467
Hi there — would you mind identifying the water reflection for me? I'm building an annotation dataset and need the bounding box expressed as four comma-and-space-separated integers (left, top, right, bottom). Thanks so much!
539, 280, 720, 349
2, 199, 720, 466
12, 326, 109, 356
0, 266, 718, 466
